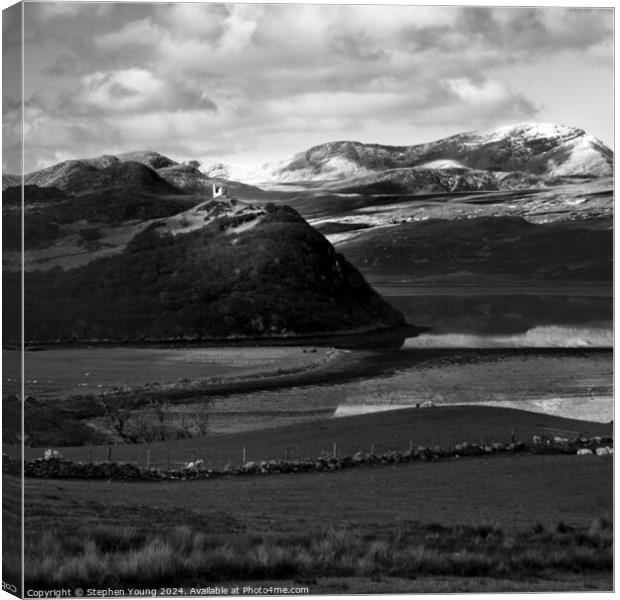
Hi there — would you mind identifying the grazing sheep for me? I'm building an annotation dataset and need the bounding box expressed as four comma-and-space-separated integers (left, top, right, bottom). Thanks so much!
43, 449, 63, 460
576, 448, 593, 456
185, 459, 204, 471
595, 447, 610, 456
532, 435, 542, 444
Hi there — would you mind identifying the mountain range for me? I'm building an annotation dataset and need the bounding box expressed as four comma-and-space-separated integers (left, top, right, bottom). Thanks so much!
4, 151, 265, 200
2, 152, 406, 343
204, 123, 613, 193
2, 122, 612, 343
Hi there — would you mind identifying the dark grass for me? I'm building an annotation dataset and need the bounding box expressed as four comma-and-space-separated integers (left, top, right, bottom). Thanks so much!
17, 404, 614, 468
24, 453, 612, 534
21, 451, 613, 591
3, 473, 23, 594
24, 519, 612, 590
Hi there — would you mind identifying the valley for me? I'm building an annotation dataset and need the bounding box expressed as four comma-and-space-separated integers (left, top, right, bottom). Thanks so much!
4, 120, 613, 594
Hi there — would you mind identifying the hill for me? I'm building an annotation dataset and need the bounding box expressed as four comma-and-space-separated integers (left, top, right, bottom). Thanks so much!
21, 157, 182, 196
156, 162, 265, 199
3, 150, 266, 201
4, 199, 407, 343
337, 216, 613, 285
205, 123, 613, 188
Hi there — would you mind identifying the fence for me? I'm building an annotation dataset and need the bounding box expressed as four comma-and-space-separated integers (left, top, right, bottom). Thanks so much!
40, 429, 527, 472
26, 423, 614, 473
537, 425, 584, 442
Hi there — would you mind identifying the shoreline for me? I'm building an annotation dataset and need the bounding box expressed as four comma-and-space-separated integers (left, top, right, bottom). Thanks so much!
21, 345, 611, 404
6, 323, 426, 352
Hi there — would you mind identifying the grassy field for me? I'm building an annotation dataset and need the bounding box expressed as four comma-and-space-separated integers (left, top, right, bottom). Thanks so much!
3, 473, 22, 595
15, 404, 614, 592
18, 404, 614, 469
22, 452, 613, 592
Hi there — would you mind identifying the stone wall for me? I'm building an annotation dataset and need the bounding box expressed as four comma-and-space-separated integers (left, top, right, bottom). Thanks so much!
2, 435, 613, 482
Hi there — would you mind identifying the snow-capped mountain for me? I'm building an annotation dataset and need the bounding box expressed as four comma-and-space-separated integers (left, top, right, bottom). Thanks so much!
204, 123, 613, 186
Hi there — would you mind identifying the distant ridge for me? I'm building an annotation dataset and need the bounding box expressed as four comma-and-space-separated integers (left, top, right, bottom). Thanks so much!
204, 123, 613, 189
3, 150, 265, 199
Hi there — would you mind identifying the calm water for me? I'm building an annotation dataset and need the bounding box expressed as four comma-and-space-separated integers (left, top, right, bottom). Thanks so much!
15, 291, 614, 432
198, 291, 613, 431
198, 347, 612, 432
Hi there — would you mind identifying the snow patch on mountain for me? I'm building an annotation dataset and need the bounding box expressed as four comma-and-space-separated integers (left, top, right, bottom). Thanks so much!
547, 134, 614, 177
481, 122, 580, 143
417, 159, 468, 169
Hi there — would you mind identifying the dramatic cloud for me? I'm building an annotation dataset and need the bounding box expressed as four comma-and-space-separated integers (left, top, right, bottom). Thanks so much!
8, 3, 614, 173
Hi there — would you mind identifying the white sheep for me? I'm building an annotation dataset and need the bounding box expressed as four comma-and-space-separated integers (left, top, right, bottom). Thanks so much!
576, 448, 593, 455
185, 458, 204, 471
43, 449, 63, 460
532, 435, 542, 444
595, 447, 610, 456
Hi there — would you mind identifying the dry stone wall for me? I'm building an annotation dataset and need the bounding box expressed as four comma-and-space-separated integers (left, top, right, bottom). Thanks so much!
2, 435, 613, 482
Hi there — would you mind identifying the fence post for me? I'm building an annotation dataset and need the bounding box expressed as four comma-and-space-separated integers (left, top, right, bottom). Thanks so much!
242, 446, 246, 465
333, 442, 337, 458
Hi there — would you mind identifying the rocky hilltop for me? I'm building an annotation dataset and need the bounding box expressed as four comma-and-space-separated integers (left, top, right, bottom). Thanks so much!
2, 156, 407, 343
3, 151, 265, 200
205, 123, 613, 192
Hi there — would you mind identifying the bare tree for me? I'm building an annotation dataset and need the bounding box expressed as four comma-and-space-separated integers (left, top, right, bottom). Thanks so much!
149, 399, 170, 441
193, 400, 212, 436
97, 396, 138, 442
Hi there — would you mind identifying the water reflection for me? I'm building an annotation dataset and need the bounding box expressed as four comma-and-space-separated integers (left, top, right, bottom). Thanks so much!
200, 348, 612, 431
385, 291, 612, 336
404, 326, 613, 349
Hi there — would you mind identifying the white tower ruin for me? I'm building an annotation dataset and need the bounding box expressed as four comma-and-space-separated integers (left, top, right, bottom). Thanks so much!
212, 184, 226, 199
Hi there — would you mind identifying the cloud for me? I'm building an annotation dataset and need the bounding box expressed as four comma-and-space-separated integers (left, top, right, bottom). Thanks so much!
43, 54, 80, 77
13, 4, 614, 174
218, 4, 264, 52
79, 69, 166, 112
94, 17, 163, 50
37, 3, 82, 19
153, 3, 227, 39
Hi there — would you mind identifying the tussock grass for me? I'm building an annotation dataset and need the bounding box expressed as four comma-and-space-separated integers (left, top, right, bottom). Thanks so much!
25, 519, 612, 589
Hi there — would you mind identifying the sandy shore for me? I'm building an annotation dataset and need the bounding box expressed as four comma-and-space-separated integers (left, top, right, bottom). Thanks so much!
17, 345, 366, 401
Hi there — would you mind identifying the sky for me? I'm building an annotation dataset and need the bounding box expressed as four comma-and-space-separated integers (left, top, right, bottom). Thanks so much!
2, 2, 615, 174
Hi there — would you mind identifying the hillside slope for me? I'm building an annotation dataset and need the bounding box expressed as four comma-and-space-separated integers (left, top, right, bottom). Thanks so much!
4, 200, 406, 343
21, 158, 182, 196
3, 150, 266, 201
337, 216, 613, 285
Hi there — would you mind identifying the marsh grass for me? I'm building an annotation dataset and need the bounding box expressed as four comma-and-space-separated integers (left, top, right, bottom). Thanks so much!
24, 519, 612, 589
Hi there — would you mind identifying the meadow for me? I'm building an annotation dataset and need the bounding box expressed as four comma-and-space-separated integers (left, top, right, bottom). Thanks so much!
23, 452, 613, 592
17, 404, 613, 467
